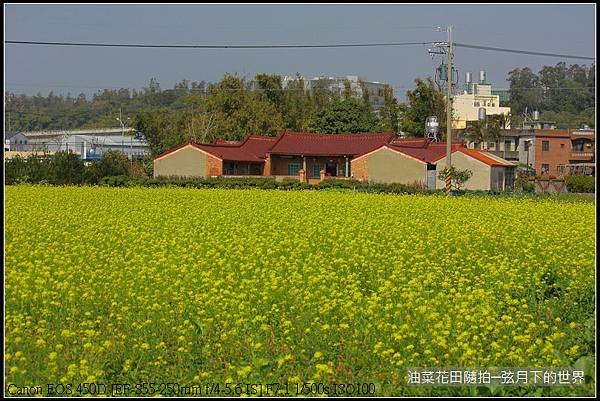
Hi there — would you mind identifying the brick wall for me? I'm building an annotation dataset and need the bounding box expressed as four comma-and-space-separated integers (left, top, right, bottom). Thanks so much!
270, 156, 304, 176
206, 155, 222, 176
263, 155, 272, 175
534, 136, 571, 176
351, 156, 369, 181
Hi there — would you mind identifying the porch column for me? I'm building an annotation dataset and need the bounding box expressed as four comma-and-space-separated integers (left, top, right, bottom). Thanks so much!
302, 156, 307, 182
345, 156, 349, 177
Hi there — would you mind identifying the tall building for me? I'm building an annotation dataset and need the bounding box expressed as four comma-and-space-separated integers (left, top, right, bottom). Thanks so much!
452, 71, 511, 129
462, 122, 595, 177
251, 75, 392, 113
309, 75, 389, 112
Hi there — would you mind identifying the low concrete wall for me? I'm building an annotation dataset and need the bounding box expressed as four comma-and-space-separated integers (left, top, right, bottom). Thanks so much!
530, 179, 568, 194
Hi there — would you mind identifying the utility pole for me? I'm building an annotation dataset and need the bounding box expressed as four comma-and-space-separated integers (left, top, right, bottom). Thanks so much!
116, 107, 130, 159
429, 26, 455, 195
445, 25, 454, 195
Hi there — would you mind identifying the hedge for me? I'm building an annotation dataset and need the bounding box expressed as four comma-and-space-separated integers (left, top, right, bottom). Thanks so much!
565, 175, 595, 193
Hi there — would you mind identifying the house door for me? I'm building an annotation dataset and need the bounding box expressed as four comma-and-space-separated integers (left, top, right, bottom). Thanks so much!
325, 163, 337, 177
427, 170, 436, 189
427, 164, 437, 189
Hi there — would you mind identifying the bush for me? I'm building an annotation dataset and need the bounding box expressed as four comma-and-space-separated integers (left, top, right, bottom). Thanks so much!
565, 175, 595, 193
5, 154, 53, 184
515, 175, 535, 193
50, 151, 86, 185
86, 151, 131, 183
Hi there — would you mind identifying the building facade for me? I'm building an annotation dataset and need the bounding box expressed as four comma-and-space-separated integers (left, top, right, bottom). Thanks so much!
452, 76, 511, 130
154, 132, 516, 190
5, 128, 150, 160
351, 138, 515, 190
462, 125, 595, 177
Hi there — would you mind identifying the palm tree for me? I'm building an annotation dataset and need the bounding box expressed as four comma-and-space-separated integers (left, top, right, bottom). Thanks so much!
465, 115, 503, 150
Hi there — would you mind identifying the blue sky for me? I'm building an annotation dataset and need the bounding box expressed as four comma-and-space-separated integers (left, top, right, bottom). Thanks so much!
4, 4, 596, 100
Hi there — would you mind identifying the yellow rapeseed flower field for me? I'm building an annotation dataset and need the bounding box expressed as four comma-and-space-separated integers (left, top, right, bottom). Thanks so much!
4, 186, 595, 396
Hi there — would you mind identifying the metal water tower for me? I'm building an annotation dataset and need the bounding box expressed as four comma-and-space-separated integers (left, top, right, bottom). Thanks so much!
479, 70, 486, 84
478, 107, 487, 121
465, 72, 472, 93
425, 116, 440, 141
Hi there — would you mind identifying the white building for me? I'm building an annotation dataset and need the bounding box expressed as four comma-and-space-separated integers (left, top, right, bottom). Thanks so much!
12, 127, 150, 159
309, 75, 389, 112
251, 75, 392, 112
452, 71, 511, 129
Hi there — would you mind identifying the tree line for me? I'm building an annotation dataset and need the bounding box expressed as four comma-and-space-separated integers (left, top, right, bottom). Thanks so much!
507, 62, 595, 128
5, 62, 595, 157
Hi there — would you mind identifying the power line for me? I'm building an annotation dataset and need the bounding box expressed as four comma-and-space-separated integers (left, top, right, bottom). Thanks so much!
454, 42, 595, 61
5, 40, 432, 49
6, 39, 595, 60
5, 81, 595, 92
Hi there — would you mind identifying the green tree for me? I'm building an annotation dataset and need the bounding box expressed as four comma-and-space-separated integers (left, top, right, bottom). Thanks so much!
437, 166, 473, 191
255, 74, 284, 112
343, 80, 355, 100
87, 151, 131, 182
132, 109, 189, 156
281, 75, 314, 131
464, 114, 504, 149
200, 74, 283, 140
50, 151, 85, 185
378, 84, 400, 132
311, 98, 382, 133
398, 77, 447, 138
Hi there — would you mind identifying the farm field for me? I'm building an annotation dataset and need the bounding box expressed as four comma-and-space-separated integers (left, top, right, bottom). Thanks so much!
4, 186, 596, 396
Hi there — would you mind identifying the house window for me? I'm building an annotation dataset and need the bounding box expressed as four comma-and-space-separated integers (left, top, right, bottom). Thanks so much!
542, 164, 550, 174
224, 162, 235, 175
504, 140, 512, 151
288, 163, 300, 176
542, 141, 549, 151
474, 101, 480, 107
311, 164, 321, 178
560, 143, 565, 149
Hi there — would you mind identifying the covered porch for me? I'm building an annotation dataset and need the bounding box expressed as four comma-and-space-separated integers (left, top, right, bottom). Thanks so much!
223, 161, 264, 176
268, 154, 352, 182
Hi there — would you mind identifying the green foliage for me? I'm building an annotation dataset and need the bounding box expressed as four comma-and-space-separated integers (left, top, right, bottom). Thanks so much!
132, 109, 189, 156
5, 151, 145, 186
378, 84, 400, 132
6, 73, 402, 154
311, 98, 382, 133
199, 74, 283, 141
142, 155, 154, 178
565, 175, 595, 193
437, 166, 473, 190
540, 107, 595, 130
508, 63, 595, 128
464, 114, 506, 147
399, 77, 447, 138
5, 155, 53, 184
49, 151, 86, 185
5, 78, 209, 132
96, 175, 431, 195
87, 151, 131, 183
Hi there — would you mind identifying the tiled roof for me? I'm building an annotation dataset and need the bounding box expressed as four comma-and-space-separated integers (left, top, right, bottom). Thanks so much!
388, 140, 464, 163
240, 135, 278, 158
268, 131, 396, 156
193, 143, 264, 162
155, 135, 277, 162
456, 148, 514, 166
